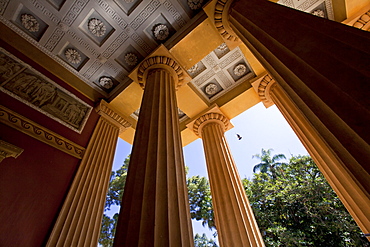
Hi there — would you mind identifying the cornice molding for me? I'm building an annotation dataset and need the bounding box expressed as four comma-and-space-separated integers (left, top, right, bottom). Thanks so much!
193, 112, 230, 137
0, 105, 85, 159
251, 74, 276, 108
137, 56, 185, 89
95, 100, 132, 132
0, 140, 24, 163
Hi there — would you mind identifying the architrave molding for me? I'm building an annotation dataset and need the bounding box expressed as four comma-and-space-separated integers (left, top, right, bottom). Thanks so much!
95, 100, 132, 133
0, 105, 85, 159
0, 140, 24, 163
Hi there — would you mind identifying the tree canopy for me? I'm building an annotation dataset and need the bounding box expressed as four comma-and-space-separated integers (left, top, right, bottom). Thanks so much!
99, 151, 368, 246
99, 156, 217, 247
245, 152, 368, 246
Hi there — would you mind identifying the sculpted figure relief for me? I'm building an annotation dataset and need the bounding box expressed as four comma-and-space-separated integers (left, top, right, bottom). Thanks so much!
31, 83, 57, 107
0, 54, 22, 79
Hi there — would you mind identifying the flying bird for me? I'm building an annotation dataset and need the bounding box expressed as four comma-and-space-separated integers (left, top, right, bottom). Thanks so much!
236, 134, 242, 140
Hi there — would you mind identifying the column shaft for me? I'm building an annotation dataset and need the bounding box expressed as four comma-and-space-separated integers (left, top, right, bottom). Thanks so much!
229, 0, 370, 182
201, 120, 264, 247
113, 69, 193, 247
229, 0, 370, 234
47, 116, 120, 247
269, 83, 370, 235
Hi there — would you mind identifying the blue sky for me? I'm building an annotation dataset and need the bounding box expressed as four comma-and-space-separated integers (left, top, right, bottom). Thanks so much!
108, 102, 308, 243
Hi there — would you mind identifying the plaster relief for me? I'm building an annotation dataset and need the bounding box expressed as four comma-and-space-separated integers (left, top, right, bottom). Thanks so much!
0, 48, 92, 133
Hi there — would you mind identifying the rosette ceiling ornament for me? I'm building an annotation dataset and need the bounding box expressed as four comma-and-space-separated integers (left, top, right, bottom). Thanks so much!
21, 14, 39, 32
65, 49, 81, 64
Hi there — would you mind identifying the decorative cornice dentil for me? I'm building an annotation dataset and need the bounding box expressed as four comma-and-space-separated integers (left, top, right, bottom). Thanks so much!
193, 112, 230, 137
95, 100, 132, 132
214, 0, 238, 42
136, 56, 185, 89
353, 10, 370, 30
0, 105, 85, 159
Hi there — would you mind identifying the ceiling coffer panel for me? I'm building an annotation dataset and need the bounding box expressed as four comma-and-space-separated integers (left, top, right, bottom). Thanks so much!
0, 0, 208, 100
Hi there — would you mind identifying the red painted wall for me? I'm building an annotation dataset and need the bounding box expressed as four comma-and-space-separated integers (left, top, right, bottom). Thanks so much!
0, 43, 101, 246
0, 124, 79, 246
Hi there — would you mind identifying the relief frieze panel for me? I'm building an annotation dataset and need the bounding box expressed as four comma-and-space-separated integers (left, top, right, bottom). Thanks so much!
0, 48, 92, 133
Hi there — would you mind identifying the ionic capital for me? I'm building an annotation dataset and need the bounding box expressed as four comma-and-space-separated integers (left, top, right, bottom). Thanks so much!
251, 74, 277, 108
193, 112, 230, 137
95, 100, 131, 133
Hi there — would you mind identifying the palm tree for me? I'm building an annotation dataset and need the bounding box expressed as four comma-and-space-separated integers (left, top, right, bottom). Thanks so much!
252, 148, 286, 179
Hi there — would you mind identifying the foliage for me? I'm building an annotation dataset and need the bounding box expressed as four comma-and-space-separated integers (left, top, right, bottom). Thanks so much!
99, 156, 218, 246
98, 156, 129, 247
194, 233, 218, 247
99, 151, 367, 246
244, 153, 368, 246
187, 175, 215, 230
252, 148, 286, 180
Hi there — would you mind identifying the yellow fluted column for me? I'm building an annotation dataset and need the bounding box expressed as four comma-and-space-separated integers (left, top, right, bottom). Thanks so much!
191, 109, 264, 247
113, 55, 193, 246
46, 100, 131, 247
252, 74, 370, 237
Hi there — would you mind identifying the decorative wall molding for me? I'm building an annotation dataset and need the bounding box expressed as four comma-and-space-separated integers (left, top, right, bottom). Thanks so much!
0, 105, 85, 159
44, 28, 65, 51
129, 0, 161, 30
95, 100, 132, 132
68, 29, 99, 57
82, 60, 103, 79
62, 0, 89, 26
30, 0, 60, 24
163, 1, 187, 28
0, 0, 10, 15
97, 0, 128, 29
131, 32, 153, 55
0, 139, 24, 163
137, 56, 184, 89
192, 111, 230, 137
193, 70, 214, 86
102, 32, 129, 59
219, 49, 242, 69
0, 48, 93, 133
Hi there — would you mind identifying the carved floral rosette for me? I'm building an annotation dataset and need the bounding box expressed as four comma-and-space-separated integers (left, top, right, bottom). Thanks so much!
153, 24, 169, 40
21, 14, 39, 32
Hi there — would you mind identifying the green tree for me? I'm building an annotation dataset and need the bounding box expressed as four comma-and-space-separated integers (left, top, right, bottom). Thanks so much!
187, 175, 215, 230
99, 156, 218, 246
252, 148, 286, 179
244, 152, 368, 246
194, 233, 218, 247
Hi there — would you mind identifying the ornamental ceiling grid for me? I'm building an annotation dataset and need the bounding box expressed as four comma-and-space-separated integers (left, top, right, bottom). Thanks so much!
187, 43, 255, 104
277, 0, 334, 20
0, 0, 203, 100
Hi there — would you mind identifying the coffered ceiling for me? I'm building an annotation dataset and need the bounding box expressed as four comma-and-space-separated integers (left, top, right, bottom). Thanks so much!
0, 0, 208, 99
0, 0, 343, 145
